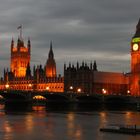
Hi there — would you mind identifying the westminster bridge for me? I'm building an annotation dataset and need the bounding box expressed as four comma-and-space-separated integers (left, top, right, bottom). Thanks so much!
0, 91, 140, 110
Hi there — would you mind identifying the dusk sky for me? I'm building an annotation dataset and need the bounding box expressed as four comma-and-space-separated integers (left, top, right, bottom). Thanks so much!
0, 0, 140, 76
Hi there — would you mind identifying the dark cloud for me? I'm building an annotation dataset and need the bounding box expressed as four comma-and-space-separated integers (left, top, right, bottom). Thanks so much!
0, 0, 139, 76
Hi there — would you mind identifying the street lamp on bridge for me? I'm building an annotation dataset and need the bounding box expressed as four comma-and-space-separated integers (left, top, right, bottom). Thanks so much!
77, 88, 81, 93
102, 88, 107, 95
70, 86, 73, 90
28, 84, 32, 91
127, 90, 130, 95
5, 84, 9, 89
46, 86, 50, 92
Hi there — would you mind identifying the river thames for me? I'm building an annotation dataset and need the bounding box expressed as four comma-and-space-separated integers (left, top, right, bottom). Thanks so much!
0, 104, 140, 140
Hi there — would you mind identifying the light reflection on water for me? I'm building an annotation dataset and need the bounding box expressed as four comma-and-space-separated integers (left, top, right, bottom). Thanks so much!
67, 112, 83, 140
0, 105, 140, 140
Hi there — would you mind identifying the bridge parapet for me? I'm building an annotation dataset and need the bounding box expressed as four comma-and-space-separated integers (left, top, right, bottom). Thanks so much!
0, 91, 139, 105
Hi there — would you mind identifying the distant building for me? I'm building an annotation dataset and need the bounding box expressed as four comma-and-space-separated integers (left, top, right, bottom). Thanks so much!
93, 71, 129, 95
64, 62, 129, 94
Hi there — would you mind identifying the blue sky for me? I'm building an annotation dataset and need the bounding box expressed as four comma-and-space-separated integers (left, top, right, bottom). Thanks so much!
0, 0, 140, 76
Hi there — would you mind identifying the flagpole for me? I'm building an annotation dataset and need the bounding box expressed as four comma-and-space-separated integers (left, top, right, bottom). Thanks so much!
17, 25, 22, 40
20, 25, 22, 40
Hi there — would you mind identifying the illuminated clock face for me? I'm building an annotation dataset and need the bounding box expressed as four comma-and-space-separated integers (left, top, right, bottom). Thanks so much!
133, 44, 139, 51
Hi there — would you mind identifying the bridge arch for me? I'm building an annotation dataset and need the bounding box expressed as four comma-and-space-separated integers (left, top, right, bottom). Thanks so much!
32, 93, 70, 102
33, 95, 46, 100
0, 95, 4, 99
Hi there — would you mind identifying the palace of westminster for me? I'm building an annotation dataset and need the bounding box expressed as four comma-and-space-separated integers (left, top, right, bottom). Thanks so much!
0, 19, 140, 96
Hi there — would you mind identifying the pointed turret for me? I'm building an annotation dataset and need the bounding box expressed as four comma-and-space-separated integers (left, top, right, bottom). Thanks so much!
45, 41, 56, 77
90, 62, 93, 70
64, 63, 66, 71
33, 65, 36, 77
69, 62, 71, 68
72, 64, 74, 68
27, 38, 31, 54
4, 68, 6, 80
48, 41, 54, 59
93, 61, 97, 71
77, 62, 79, 69
26, 62, 31, 77
82, 61, 84, 67
36, 65, 39, 82
6, 68, 9, 82
11, 38, 14, 52
17, 38, 20, 51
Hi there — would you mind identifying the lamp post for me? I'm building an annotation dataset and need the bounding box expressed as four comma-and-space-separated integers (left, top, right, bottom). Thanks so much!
102, 88, 107, 95
28, 84, 32, 91
5, 84, 9, 89
46, 86, 50, 92
127, 90, 130, 96
77, 88, 81, 93
5, 83, 10, 92
102, 88, 107, 103
69, 86, 73, 93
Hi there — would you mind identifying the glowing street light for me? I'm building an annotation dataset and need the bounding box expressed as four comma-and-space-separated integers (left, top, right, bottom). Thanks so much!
77, 88, 81, 93
28, 84, 32, 91
127, 90, 130, 95
28, 84, 32, 87
68, 86, 74, 94
102, 88, 107, 95
69, 86, 73, 90
46, 86, 50, 91
5, 84, 9, 89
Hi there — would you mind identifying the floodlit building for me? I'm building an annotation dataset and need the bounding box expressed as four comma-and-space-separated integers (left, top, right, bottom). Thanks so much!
130, 19, 140, 96
64, 62, 129, 94
0, 36, 64, 92
1, 19, 140, 95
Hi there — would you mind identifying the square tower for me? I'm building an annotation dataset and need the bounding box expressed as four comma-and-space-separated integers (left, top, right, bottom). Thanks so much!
10, 38, 31, 77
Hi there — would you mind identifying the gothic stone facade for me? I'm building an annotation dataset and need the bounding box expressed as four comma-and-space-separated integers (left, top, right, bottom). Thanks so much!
64, 62, 129, 95
0, 38, 64, 92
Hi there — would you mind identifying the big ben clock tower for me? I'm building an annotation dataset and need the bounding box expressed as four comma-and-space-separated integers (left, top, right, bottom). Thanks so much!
131, 19, 140, 95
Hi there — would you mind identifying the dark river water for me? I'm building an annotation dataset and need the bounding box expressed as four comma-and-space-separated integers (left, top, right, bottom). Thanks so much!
0, 104, 140, 140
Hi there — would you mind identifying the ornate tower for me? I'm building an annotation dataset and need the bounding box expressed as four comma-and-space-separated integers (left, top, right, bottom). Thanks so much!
45, 41, 56, 77
10, 38, 31, 77
131, 18, 140, 95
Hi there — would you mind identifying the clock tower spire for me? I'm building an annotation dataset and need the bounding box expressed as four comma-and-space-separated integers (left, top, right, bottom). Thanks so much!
130, 18, 140, 95
134, 18, 140, 38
